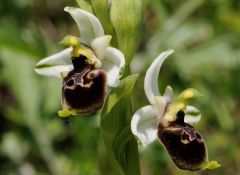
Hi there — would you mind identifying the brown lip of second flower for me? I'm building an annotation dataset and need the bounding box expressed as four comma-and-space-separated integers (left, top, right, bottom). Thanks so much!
157, 111, 207, 171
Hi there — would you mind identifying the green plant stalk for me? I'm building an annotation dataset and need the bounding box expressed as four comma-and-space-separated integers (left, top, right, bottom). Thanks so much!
118, 97, 141, 175
113, 125, 140, 175
98, 0, 142, 173
100, 74, 140, 175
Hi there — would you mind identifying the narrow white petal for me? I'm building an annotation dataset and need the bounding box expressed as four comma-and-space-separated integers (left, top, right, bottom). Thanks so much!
102, 47, 125, 87
35, 65, 73, 78
184, 106, 201, 126
131, 105, 158, 147
64, 7, 104, 45
91, 35, 112, 60
163, 85, 173, 103
36, 48, 72, 66
154, 96, 168, 119
35, 48, 73, 78
144, 49, 174, 105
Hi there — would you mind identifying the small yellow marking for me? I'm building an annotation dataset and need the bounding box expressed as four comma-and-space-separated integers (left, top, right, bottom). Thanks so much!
69, 36, 79, 46
183, 90, 194, 99
77, 48, 93, 59
60, 71, 69, 79
181, 139, 190, 144
83, 81, 94, 88
202, 161, 221, 170
58, 110, 78, 117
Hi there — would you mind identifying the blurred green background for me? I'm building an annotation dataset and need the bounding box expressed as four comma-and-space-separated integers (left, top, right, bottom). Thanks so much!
0, 0, 240, 175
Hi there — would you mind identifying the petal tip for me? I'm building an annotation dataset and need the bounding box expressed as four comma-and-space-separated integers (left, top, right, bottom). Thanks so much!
168, 49, 175, 54
64, 6, 72, 12
64, 6, 104, 44
105, 35, 112, 41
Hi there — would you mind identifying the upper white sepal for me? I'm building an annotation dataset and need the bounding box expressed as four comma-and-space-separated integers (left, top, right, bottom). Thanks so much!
144, 49, 174, 105
64, 7, 104, 45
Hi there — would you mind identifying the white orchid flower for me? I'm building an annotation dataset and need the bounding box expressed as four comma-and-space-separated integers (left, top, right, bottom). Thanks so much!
34, 7, 125, 116
131, 50, 220, 171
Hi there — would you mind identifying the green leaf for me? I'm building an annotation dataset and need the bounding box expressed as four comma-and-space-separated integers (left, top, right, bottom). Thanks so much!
101, 74, 139, 119
100, 74, 140, 175
110, 0, 142, 65
76, 0, 93, 13
91, 0, 118, 47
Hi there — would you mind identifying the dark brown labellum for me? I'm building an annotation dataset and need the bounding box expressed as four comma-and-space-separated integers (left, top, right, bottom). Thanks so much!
62, 57, 107, 115
158, 111, 207, 171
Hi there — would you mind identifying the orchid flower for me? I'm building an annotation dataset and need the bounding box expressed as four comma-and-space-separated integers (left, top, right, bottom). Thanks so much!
34, 7, 125, 116
131, 50, 220, 171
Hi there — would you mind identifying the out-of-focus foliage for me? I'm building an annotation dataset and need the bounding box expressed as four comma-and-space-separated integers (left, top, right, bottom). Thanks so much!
0, 0, 240, 175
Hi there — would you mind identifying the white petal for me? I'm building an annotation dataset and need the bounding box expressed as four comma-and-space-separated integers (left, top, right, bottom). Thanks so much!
36, 48, 72, 66
144, 49, 174, 105
91, 35, 112, 60
163, 85, 173, 103
35, 65, 73, 78
64, 7, 104, 45
184, 106, 201, 126
35, 48, 73, 78
131, 105, 158, 147
154, 96, 168, 119
102, 47, 125, 87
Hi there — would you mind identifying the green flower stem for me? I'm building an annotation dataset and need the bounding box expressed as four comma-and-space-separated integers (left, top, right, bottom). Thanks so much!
96, 0, 142, 173
100, 74, 140, 175
115, 97, 141, 175
119, 67, 141, 175
125, 139, 141, 175
113, 126, 140, 175
113, 126, 133, 151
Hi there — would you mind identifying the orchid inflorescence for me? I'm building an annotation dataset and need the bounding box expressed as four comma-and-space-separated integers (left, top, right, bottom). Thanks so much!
34, 3, 220, 172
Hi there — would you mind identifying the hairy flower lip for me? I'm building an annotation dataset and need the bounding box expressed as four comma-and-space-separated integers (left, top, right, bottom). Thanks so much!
157, 112, 207, 171
158, 123, 207, 171
158, 110, 207, 171
62, 67, 107, 115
